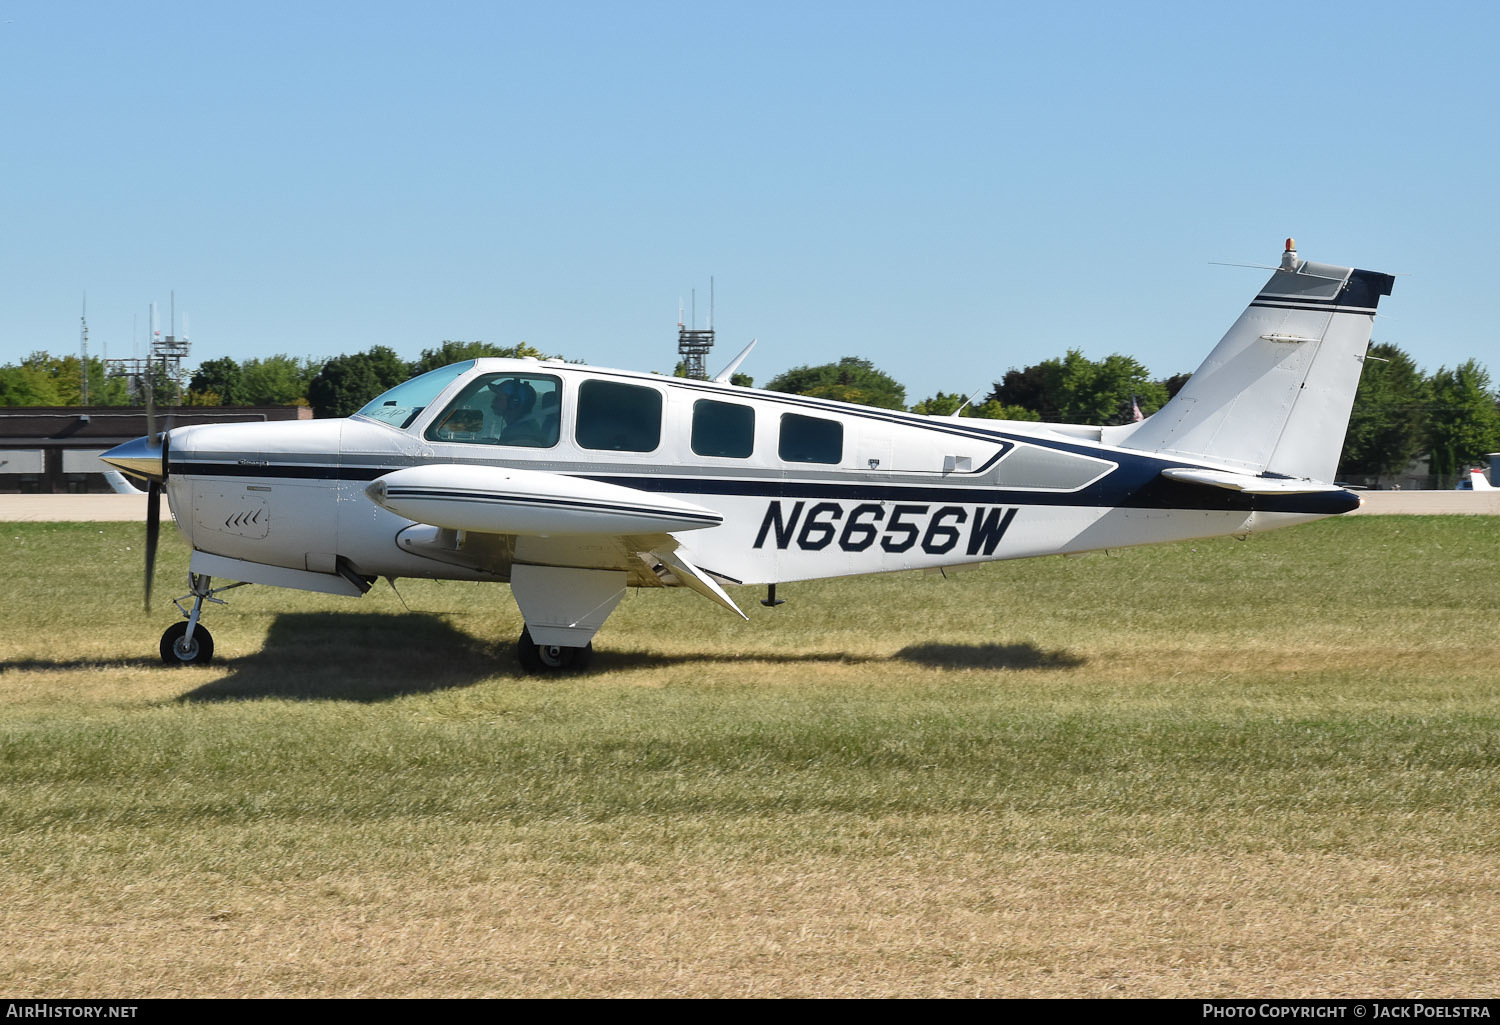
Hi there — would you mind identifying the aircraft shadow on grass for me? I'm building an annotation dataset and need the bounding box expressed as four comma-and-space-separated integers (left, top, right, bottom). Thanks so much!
588, 640, 1086, 673
890, 642, 1086, 671
1, 657, 164, 673
177, 612, 501, 703
173, 617, 1086, 699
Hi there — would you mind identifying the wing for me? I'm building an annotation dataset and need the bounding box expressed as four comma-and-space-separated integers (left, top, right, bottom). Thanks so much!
366, 463, 723, 536
365, 463, 746, 629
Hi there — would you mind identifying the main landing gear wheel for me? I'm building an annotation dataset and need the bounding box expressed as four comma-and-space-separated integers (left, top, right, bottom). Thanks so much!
160, 621, 215, 666
516, 628, 593, 674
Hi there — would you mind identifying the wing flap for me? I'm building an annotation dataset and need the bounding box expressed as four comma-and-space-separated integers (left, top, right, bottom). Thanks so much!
647, 546, 747, 620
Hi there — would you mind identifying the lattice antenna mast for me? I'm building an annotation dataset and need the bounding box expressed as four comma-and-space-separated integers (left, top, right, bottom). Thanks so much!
104, 293, 194, 407
80, 293, 89, 405
676, 276, 716, 380
158, 291, 191, 401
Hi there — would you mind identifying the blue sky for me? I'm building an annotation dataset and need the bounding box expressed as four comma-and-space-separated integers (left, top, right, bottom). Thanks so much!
2, 1, 1495, 402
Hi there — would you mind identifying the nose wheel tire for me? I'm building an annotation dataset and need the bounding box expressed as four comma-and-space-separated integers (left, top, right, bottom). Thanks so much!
160, 621, 215, 665
516, 628, 593, 674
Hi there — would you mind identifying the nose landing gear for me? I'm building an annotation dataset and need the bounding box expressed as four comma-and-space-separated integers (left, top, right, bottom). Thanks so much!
159, 573, 249, 666
160, 620, 213, 665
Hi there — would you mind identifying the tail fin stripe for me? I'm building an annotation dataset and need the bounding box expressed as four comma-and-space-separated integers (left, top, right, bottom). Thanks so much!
1251, 300, 1378, 314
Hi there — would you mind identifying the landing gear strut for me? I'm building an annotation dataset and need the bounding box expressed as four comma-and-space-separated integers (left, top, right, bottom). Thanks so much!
515, 627, 593, 674
159, 573, 248, 666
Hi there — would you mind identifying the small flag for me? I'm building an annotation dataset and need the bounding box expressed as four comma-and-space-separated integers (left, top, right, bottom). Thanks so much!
1131, 394, 1144, 422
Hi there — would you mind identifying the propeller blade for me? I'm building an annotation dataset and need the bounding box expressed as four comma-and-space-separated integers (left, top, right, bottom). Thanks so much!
145, 360, 156, 440
145, 480, 160, 612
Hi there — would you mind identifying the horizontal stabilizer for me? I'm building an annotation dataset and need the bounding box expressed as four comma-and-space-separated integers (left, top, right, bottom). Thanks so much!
1160, 467, 1350, 495
712, 338, 757, 384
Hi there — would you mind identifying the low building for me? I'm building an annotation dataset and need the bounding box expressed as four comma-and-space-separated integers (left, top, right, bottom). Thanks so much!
0, 406, 312, 493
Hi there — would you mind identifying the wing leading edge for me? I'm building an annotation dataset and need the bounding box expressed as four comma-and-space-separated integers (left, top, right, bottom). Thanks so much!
366, 463, 722, 536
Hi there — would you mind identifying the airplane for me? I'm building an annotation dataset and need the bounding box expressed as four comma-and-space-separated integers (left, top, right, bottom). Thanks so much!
103, 469, 145, 494
102, 239, 1395, 672
1455, 468, 1495, 491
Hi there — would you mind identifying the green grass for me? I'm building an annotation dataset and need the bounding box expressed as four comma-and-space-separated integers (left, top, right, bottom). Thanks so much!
2, 516, 1498, 996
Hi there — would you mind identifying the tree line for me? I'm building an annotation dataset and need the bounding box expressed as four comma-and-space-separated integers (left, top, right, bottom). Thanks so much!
4, 340, 1497, 483
0, 341, 553, 417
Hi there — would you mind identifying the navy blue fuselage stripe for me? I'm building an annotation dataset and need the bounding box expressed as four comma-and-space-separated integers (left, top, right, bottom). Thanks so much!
177, 461, 377, 481
173, 460, 1359, 515
584, 472, 1360, 515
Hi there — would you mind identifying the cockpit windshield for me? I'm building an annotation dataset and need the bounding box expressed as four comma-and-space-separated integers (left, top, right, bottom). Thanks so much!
353, 361, 475, 429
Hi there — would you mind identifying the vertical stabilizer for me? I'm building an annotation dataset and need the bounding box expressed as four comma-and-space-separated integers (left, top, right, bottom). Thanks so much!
1122, 241, 1395, 481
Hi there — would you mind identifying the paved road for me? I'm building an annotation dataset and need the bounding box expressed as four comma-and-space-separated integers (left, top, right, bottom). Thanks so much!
1349, 491, 1500, 515
1, 495, 150, 521
3, 491, 1498, 523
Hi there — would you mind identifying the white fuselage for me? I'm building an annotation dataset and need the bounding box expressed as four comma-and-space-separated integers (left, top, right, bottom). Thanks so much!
161, 359, 1351, 594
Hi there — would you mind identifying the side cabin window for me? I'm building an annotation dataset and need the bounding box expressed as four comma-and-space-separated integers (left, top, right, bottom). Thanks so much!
691, 399, 754, 458
576, 380, 663, 452
779, 413, 843, 464
425, 372, 562, 448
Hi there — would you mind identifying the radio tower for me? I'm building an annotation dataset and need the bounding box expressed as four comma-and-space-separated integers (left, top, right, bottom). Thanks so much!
80, 294, 90, 405
677, 277, 715, 380
155, 292, 192, 400
104, 293, 193, 405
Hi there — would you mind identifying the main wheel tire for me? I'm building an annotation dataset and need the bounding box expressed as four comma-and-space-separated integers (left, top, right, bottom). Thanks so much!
516, 628, 593, 674
160, 621, 214, 665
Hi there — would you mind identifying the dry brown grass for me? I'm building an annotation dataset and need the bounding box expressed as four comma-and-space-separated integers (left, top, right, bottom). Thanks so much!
3, 517, 1499, 997
4, 833, 1497, 997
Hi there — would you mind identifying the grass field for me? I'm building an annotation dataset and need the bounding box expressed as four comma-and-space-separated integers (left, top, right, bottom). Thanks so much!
2, 516, 1498, 997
